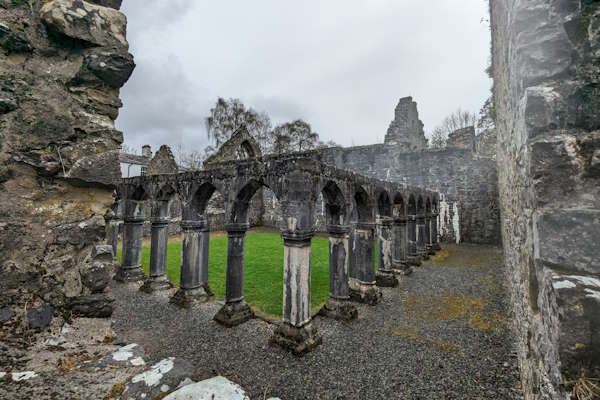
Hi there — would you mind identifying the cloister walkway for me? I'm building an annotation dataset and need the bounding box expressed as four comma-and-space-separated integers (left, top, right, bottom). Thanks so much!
111, 243, 523, 400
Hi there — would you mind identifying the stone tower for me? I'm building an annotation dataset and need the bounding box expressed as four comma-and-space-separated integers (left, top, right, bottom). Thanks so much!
384, 97, 428, 150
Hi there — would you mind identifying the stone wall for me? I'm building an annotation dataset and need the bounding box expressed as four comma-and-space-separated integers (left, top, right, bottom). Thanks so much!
313, 145, 500, 244
0, 0, 132, 337
490, 0, 600, 398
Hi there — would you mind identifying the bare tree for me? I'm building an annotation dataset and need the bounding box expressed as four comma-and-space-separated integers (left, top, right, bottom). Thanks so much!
272, 119, 320, 154
205, 97, 273, 152
428, 108, 478, 149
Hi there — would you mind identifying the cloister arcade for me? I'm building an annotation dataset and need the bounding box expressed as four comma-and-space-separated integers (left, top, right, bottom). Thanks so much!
116, 152, 441, 354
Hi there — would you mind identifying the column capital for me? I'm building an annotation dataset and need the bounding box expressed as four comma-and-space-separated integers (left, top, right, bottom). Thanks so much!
377, 217, 394, 226
225, 222, 249, 236
181, 218, 209, 232
394, 215, 408, 224
123, 216, 145, 224
281, 229, 313, 246
326, 224, 350, 237
407, 214, 417, 222
150, 217, 169, 226
354, 222, 376, 231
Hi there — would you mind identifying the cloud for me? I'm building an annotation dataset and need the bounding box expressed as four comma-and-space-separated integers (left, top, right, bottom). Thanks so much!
117, 1, 492, 151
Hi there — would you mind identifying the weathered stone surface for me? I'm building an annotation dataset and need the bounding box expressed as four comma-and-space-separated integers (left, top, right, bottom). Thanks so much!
86, 0, 122, 10
27, 304, 53, 330
163, 376, 249, 400
92, 343, 146, 369
40, 0, 128, 48
446, 126, 475, 151
213, 301, 254, 327
270, 322, 322, 355
491, 0, 600, 397
147, 145, 178, 175
81, 263, 111, 293
120, 357, 196, 400
67, 293, 114, 317
83, 49, 135, 88
0, 21, 32, 54
0, 307, 15, 323
384, 96, 427, 150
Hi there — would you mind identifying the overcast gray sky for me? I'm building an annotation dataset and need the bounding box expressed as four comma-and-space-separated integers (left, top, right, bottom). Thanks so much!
116, 0, 491, 154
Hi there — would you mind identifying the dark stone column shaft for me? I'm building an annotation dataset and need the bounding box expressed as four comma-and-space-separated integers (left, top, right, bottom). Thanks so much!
424, 213, 433, 254
416, 214, 428, 260
214, 223, 253, 327
141, 201, 173, 293
171, 218, 212, 307
432, 212, 441, 250
349, 223, 381, 305
376, 218, 398, 287
392, 217, 409, 271
406, 215, 421, 266
116, 200, 146, 282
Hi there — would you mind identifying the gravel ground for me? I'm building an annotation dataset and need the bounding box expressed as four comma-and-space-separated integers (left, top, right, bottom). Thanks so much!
112, 243, 523, 400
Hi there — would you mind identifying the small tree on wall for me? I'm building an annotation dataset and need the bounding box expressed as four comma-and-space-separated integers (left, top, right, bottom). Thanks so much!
272, 119, 320, 153
428, 108, 478, 149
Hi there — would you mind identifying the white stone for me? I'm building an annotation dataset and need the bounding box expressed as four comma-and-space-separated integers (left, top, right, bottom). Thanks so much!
11, 371, 38, 381
0, 372, 6, 380
131, 358, 174, 387
552, 280, 576, 290
161, 384, 170, 392
584, 289, 600, 301
163, 376, 249, 400
112, 343, 138, 361
130, 357, 146, 366
565, 275, 600, 288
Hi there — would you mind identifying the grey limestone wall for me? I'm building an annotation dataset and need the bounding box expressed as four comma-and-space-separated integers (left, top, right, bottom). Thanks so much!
491, 0, 600, 398
314, 145, 501, 245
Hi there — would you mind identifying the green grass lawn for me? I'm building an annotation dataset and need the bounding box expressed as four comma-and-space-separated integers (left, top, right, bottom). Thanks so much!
118, 231, 378, 318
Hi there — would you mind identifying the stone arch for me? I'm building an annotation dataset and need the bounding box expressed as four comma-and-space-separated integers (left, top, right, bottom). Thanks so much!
354, 185, 373, 223
417, 195, 425, 214
393, 192, 406, 217
130, 184, 149, 201
184, 182, 218, 221
320, 180, 347, 226
376, 189, 392, 217
407, 194, 417, 215
231, 179, 271, 224
204, 126, 263, 165
425, 197, 432, 213
239, 140, 257, 159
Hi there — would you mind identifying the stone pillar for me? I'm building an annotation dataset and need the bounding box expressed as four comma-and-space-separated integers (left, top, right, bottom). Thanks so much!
416, 213, 428, 260
319, 225, 357, 321
375, 217, 399, 287
406, 214, 421, 266
424, 212, 434, 255
272, 231, 321, 354
348, 223, 382, 305
432, 211, 441, 251
392, 216, 413, 275
105, 213, 120, 262
115, 200, 146, 282
170, 217, 213, 307
214, 223, 254, 327
140, 201, 173, 293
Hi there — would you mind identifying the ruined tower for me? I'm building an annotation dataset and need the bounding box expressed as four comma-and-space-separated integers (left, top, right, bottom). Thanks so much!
384, 97, 428, 151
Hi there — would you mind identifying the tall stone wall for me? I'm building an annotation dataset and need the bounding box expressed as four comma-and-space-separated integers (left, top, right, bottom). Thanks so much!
315, 145, 501, 244
0, 0, 133, 336
491, 0, 600, 398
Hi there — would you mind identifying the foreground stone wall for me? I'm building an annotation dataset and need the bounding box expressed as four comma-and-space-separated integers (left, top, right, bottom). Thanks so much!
0, 0, 132, 335
491, 0, 600, 398
313, 145, 500, 244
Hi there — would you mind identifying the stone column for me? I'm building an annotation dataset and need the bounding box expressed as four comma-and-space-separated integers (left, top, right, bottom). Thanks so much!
375, 217, 399, 287
115, 200, 146, 282
432, 211, 441, 251
424, 212, 434, 256
392, 216, 413, 275
141, 201, 173, 293
214, 223, 254, 327
406, 214, 421, 266
170, 217, 213, 307
319, 225, 357, 321
416, 213, 428, 261
105, 212, 121, 262
348, 223, 382, 305
272, 231, 321, 354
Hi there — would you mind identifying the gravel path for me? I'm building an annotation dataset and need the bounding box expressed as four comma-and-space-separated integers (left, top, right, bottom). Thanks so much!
112, 244, 523, 399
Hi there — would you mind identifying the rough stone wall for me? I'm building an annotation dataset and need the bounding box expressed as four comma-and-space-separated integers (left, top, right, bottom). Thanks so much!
315, 145, 501, 244
447, 126, 476, 151
0, 0, 133, 338
383, 96, 428, 150
491, 0, 600, 398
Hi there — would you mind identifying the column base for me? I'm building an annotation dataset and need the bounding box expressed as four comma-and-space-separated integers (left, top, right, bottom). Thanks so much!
114, 266, 146, 283
271, 322, 322, 355
349, 281, 382, 305
214, 301, 254, 327
407, 255, 422, 267
426, 245, 435, 255
375, 271, 399, 287
140, 276, 173, 293
319, 298, 358, 322
170, 286, 213, 308
417, 249, 429, 260
433, 243, 442, 251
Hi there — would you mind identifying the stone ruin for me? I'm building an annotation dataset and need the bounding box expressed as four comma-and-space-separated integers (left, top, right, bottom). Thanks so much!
0, 0, 598, 398
116, 150, 440, 353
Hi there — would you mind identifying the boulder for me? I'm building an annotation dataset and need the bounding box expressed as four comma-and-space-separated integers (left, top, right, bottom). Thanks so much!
40, 0, 128, 48
67, 293, 114, 317
162, 376, 249, 400
27, 304, 54, 330
91, 343, 147, 369
0, 22, 33, 54
83, 49, 135, 88
0, 307, 15, 323
81, 263, 111, 293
